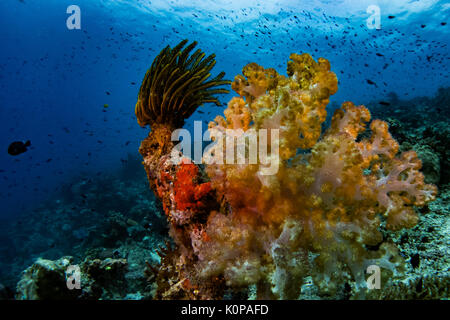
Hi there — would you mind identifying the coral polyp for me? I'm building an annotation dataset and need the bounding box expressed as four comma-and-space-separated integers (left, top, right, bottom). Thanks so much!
135, 39, 231, 128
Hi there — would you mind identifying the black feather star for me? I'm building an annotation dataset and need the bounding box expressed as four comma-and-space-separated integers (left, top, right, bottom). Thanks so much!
135, 39, 231, 128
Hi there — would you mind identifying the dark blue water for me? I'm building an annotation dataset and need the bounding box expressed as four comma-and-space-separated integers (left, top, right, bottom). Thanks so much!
0, 0, 448, 219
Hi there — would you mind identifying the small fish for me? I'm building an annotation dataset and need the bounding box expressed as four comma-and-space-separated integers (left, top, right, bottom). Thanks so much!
8, 140, 31, 156
388, 16, 395, 19
104, 104, 109, 108
378, 101, 391, 106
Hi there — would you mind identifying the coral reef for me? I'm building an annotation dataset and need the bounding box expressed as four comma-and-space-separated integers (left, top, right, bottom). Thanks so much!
15, 256, 128, 300
0, 158, 167, 299
367, 272, 450, 299
138, 51, 438, 299
2, 52, 447, 301
368, 87, 450, 186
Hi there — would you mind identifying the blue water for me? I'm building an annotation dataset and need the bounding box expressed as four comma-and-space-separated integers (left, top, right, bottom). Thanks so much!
0, 0, 448, 219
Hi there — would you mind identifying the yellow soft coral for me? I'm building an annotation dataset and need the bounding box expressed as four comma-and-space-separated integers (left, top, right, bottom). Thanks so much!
231, 62, 280, 103
198, 52, 437, 298
249, 53, 337, 154
220, 97, 252, 131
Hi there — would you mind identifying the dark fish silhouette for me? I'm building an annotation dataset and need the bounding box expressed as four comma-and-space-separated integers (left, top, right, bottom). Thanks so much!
8, 140, 31, 156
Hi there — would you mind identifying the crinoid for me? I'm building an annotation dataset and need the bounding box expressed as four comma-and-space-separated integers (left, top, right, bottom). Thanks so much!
136, 39, 230, 129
